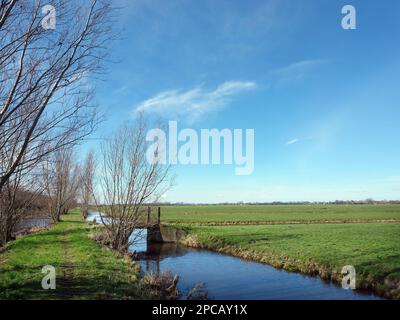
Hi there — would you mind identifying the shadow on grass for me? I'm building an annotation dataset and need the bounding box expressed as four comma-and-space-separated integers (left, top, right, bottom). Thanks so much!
0, 274, 144, 300
0, 263, 144, 300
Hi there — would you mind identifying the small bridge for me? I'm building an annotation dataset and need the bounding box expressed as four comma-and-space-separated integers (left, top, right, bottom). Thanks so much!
138, 206, 161, 228
144, 207, 188, 244
141, 206, 164, 244
86, 207, 164, 244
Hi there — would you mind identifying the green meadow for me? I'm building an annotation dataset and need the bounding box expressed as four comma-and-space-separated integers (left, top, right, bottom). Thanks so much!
0, 210, 148, 300
161, 204, 400, 225
1, 205, 399, 299
162, 204, 400, 299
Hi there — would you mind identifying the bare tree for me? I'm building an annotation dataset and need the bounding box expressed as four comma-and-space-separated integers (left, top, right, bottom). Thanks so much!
0, 0, 114, 246
95, 117, 172, 252
0, 160, 45, 246
80, 150, 95, 219
42, 147, 81, 222
0, 0, 113, 191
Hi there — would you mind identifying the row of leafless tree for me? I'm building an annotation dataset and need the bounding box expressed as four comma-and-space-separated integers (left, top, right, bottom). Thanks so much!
0, 0, 111, 247
42, 148, 95, 223
0, 0, 171, 252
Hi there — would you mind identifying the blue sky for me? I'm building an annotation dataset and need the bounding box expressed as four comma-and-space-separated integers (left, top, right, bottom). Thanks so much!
83, 0, 400, 203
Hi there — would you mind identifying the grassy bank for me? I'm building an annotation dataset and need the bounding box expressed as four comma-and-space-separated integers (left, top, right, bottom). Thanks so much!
180, 222, 400, 299
162, 203, 400, 299
0, 210, 149, 300
161, 204, 400, 225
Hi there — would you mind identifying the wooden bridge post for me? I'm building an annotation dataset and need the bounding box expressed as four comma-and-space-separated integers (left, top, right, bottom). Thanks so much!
157, 207, 161, 225
147, 206, 150, 225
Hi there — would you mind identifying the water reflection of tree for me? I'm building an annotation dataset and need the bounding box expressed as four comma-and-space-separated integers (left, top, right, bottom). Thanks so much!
143, 259, 161, 275
187, 283, 208, 300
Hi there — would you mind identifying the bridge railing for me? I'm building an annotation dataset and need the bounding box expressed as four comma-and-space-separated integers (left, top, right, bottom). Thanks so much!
145, 206, 161, 226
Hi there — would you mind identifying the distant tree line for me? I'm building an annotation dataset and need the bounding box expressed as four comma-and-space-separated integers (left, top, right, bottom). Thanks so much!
157, 199, 400, 206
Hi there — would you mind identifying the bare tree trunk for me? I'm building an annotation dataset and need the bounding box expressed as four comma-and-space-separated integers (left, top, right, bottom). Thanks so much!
0, 160, 46, 246
80, 150, 95, 219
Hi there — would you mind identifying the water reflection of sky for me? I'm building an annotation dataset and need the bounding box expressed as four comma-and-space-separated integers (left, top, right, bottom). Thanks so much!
137, 243, 383, 300
87, 212, 383, 300
86, 212, 147, 252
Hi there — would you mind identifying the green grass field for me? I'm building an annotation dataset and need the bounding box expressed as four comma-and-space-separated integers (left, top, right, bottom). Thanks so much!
161, 204, 400, 225
1, 205, 399, 299
190, 223, 400, 281
162, 204, 400, 299
0, 210, 149, 300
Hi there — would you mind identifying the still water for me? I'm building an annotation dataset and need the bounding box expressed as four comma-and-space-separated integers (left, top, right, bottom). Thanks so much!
86, 212, 382, 300
14, 218, 52, 232
137, 243, 382, 300
86, 211, 147, 252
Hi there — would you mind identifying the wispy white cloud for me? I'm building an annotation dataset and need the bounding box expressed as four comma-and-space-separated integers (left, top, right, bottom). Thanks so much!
286, 138, 299, 145
274, 59, 330, 83
135, 81, 257, 120
286, 136, 314, 145
113, 85, 129, 95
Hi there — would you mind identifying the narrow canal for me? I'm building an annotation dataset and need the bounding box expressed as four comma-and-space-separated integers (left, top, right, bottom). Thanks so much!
87, 212, 382, 300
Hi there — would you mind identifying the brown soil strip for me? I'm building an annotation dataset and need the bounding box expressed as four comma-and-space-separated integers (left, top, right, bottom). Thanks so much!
57, 231, 80, 299
167, 218, 400, 227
